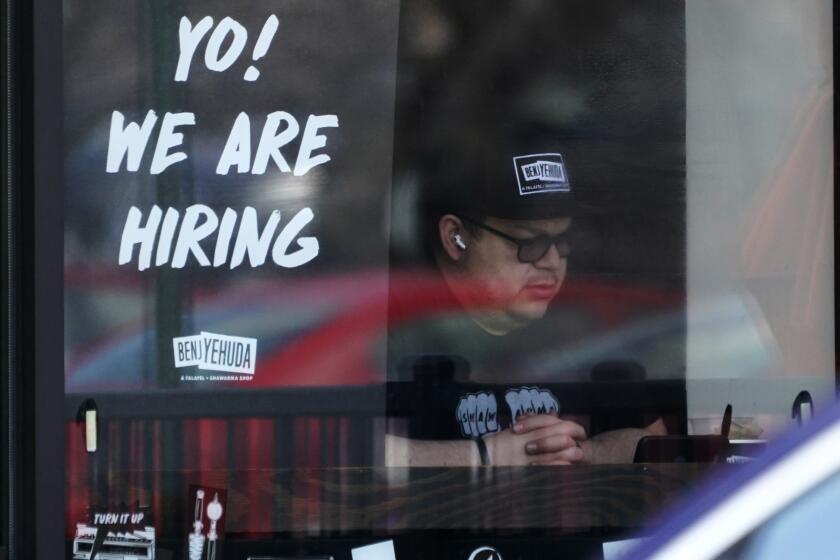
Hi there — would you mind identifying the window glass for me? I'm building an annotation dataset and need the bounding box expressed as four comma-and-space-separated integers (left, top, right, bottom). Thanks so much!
686, 0, 834, 439
58, 0, 833, 558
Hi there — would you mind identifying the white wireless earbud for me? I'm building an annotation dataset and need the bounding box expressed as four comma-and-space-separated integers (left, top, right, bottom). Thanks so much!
454, 234, 467, 250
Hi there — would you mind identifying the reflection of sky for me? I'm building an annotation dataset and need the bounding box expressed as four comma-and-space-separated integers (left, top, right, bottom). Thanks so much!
522, 310, 685, 382
521, 295, 771, 383
686, 295, 775, 380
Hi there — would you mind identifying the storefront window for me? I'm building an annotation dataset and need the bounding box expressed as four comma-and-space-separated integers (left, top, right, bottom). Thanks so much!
5, 0, 833, 558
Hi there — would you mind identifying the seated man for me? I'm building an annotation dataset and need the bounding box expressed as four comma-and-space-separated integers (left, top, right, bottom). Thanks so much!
386, 142, 666, 466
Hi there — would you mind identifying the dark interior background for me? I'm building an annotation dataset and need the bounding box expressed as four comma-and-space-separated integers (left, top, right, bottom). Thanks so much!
390, 0, 686, 283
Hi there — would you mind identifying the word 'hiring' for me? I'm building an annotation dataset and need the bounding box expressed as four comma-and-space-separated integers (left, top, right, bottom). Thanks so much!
119, 205, 318, 270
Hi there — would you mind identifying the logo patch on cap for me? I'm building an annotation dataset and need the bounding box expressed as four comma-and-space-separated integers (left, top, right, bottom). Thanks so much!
513, 153, 570, 196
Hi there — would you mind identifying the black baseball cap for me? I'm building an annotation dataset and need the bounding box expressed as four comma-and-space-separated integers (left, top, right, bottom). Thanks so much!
422, 129, 583, 221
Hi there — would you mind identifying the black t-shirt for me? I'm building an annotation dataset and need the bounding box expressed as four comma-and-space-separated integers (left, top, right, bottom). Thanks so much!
386, 272, 564, 440
397, 372, 562, 440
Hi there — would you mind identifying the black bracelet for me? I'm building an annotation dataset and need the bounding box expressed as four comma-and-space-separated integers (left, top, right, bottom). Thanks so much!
474, 437, 490, 466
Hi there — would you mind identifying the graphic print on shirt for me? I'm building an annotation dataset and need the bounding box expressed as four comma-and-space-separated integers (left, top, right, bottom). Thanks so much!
504, 386, 559, 421
455, 386, 559, 437
456, 392, 500, 437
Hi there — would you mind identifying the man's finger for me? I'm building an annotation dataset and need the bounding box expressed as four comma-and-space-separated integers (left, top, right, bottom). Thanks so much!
527, 445, 584, 464
525, 434, 578, 455
512, 413, 560, 433
513, 415, 586, 441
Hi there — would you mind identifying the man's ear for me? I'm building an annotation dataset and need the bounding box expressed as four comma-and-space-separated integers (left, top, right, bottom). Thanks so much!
438, 214, 466, 262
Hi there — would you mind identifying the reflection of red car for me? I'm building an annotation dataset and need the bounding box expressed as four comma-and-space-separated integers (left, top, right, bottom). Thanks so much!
255, 270, 680, 386
66, 267, 680, 390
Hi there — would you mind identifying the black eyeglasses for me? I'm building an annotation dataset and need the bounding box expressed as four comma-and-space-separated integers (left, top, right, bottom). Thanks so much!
459, 216, 571, 263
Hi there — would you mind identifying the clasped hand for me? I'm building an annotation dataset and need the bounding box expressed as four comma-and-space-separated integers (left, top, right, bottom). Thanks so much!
484, 414, 588, 466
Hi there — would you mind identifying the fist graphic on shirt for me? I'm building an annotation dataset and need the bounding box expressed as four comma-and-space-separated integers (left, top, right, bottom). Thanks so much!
456, 392, 500, 437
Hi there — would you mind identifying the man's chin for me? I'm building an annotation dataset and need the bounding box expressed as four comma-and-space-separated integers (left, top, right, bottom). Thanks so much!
508, 301, 550, 323
470, 303, 548, 335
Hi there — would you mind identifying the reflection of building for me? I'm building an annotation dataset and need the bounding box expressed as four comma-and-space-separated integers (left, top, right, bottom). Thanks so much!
72, 523, 156, 560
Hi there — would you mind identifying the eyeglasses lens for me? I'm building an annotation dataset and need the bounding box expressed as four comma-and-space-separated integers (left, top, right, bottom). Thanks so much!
518, 237, 570, 263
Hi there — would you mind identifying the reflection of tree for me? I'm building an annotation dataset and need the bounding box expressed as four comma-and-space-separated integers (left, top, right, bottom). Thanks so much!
398, 1, 682, 155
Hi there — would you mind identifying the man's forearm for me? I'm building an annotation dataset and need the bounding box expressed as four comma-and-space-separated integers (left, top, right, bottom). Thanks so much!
583, 419, 667, 464
388, 431, 639, 466
385, 434, 481, 467
582, 428, 649, 464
